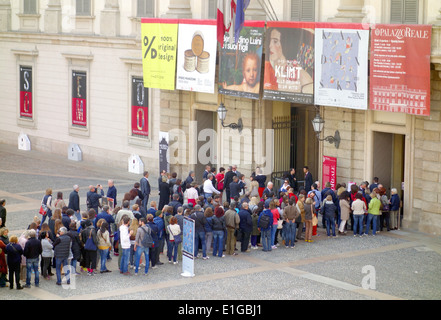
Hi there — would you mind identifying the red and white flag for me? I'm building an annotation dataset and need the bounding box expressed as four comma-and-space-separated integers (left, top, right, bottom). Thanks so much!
217, 0, 237, 47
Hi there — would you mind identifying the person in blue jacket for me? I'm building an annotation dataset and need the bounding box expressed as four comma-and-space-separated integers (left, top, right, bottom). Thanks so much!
238, 202, 253, 252
389, 188, 401, 230
257, 203, 273, 252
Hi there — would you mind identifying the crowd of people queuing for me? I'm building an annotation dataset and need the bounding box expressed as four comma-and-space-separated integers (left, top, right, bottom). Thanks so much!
0, 166, 401, 289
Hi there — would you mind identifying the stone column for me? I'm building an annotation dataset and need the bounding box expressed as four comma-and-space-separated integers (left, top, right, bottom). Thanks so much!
44, 0, 62, 33
162, 0, 192, 19
0, 0, 11, 32
100, 0, 120, 37
328, 0, 366, 23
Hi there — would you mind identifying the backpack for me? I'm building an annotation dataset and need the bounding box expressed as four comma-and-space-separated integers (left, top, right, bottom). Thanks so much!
141, 225, 154, 248
258, 213, 271, 229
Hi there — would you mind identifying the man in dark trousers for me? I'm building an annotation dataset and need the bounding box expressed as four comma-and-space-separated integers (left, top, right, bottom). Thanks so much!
86, 185, 104, 213
223, 166, 237, 204
140, 171, 151, 212
53, 227, 72, 285
238, 202, 253, 252
303, 166, 313, 193
107, 179, 117, 207
68, 185, 81, 221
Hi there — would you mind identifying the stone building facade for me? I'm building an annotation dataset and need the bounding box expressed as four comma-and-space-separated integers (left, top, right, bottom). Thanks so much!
1, 0, 441, 235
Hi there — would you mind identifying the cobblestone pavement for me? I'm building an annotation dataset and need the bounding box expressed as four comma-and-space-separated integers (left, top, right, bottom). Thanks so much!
1, 143, 441, 301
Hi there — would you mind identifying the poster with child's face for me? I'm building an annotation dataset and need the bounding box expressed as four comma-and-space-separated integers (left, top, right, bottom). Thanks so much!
218, 21, 265, 100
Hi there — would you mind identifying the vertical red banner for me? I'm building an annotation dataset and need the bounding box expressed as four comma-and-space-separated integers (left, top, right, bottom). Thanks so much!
322, 156, 337, 190
20, 66, 33, 118
72, 71, 87, 127
369, 24, 432, 116
131, 77, 149, 136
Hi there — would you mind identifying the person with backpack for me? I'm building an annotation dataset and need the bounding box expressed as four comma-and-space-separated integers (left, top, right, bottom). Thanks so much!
282, 197, 298, 248
80, 220, 98, 276
257, 202, 273, 252
134, 218, 152, 275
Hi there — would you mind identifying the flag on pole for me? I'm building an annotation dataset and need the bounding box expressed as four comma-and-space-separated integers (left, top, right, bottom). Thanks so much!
217, 0, 237, 47
234, 0, 250, 42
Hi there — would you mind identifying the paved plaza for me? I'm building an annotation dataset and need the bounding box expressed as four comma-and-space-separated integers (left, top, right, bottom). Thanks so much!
0, 143, 441, 301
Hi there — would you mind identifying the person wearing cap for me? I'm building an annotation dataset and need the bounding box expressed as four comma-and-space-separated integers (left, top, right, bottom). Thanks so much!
53, 227, 72, 285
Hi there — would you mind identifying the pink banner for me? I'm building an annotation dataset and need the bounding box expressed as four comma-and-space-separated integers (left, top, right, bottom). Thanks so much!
369, 24, 432, 116
322, 156, 337, 190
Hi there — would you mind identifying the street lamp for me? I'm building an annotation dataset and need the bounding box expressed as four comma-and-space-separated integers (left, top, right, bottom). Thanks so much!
217, 103, 243, 133
311, 111, 341, 149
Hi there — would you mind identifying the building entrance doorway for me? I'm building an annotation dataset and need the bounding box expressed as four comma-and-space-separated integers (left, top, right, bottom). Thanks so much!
272, 103, 319, 190
373, 132, 405, 226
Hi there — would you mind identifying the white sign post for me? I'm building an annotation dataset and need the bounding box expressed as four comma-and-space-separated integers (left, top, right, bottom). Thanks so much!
181, 217, 195, 278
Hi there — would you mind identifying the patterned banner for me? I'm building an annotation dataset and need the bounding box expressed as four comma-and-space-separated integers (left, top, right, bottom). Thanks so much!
314, 23, 369, 110
131, 77, 149, 137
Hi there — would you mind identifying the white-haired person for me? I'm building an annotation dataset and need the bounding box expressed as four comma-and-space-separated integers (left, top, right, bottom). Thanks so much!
389, 188, 401, 230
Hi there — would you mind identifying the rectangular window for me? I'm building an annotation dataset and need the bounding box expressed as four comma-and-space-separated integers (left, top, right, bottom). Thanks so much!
23, 0, 37, 14
208, 0, 217, 19
76, 0, 91, 16
72, 71, 87, 127
20, 66, 33, 118
137, 0, 154, 18
291, 0, 315, 22
390, 0, 418, 24
131, 77, 149, 137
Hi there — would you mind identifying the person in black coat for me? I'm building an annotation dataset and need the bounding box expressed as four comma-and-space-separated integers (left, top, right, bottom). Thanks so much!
68, 185, 80, 221
140, 171, 151, 212
303, 166, 313, 193
67, 222, 82, 274
86, 185, 104, 213
238, 203, 253, 252
53, 227, 72, 285
158, 176, 171, 210
229, 176, 242, 201
223, 166, 237, 204
5, 235, 23, 290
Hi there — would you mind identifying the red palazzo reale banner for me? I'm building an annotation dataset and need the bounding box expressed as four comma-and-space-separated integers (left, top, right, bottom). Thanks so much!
369, 24, 432, 116
322, 156, 337, 190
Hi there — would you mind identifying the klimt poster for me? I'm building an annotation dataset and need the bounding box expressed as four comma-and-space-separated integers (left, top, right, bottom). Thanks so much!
314, 23, 369, 110
263, 21, 315, 104
20, 66, 33, 118
142, 18, 178, 91
369, 24, 432, 116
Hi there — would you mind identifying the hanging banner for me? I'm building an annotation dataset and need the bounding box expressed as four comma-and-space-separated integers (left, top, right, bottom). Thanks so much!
369, 24, 431, 116
20, 66, 33, 118
314, 23, 369, 110
181, 216, 195, 277
322, 156, 337, 190
263, 21, 315, 104
176, 19, 217, 94
131, 77, 149, 137
72, 71, 87, 127
218, 20, 265, 100
141, 18, 178, 91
